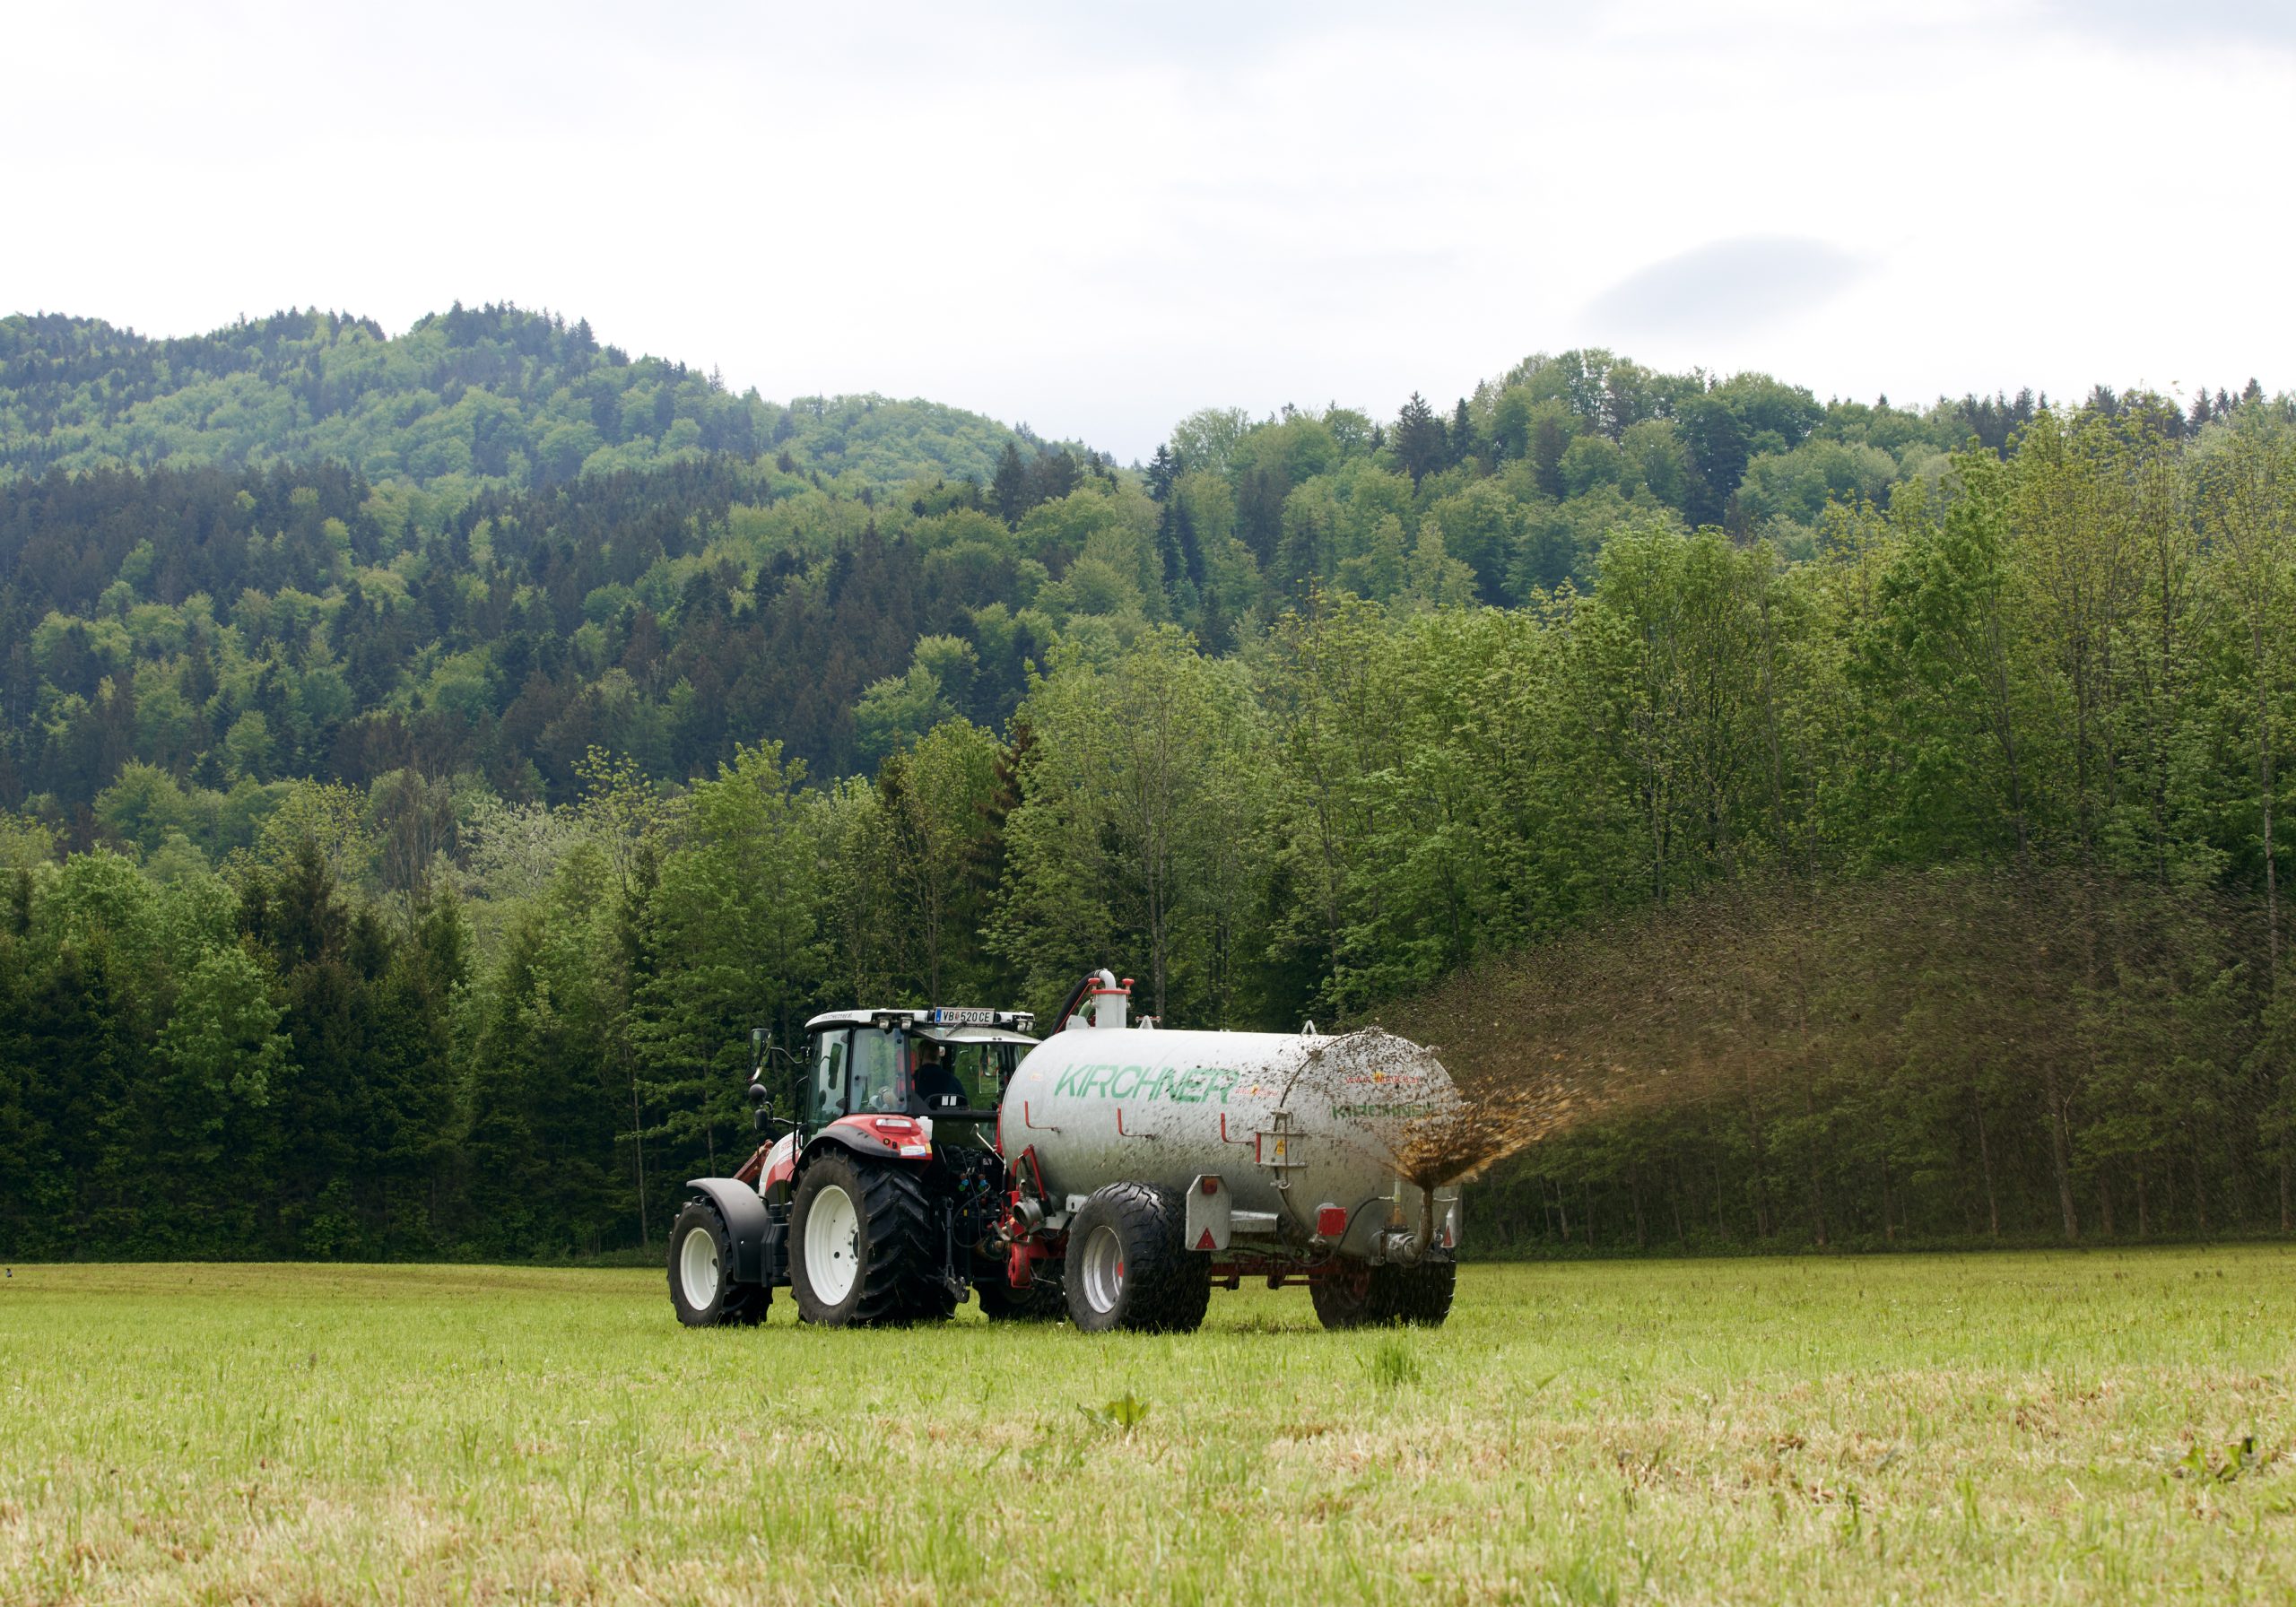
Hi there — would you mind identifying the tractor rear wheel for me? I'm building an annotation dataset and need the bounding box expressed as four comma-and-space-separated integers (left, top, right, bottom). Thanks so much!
1309, 1259, 1456, 1330
900, 1278, 961, 1324
1065, 1182, 1209, 1334
668, 1198, 769, 1327
790, 1151, 946, 1327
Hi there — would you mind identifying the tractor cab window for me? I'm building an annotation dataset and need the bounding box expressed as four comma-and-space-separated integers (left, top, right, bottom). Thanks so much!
809, 1025, 1019, 1124
808, 1030, 849, 1125
848, 1028, 904, 1115
939, 1039, 1013, 1108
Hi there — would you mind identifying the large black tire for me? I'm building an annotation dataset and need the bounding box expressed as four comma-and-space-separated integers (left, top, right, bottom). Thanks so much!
901, 1274, 962, 1324
790, 1151, 946, 1327
668, 1198, 770, 1327
976, 1267, 1065, 1322
1065, 1182, 1210, 1334
1309, 1259, 1456, 1330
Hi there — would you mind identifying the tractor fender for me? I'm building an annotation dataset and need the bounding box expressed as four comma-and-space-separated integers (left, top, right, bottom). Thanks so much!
804, 1116, 933, 1166
685, 1177, 772, 1285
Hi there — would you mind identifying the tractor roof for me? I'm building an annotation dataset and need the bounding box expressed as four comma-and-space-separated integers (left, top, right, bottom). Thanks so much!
918, 1024, 1040, 1047
804, 1007, 1038, 1043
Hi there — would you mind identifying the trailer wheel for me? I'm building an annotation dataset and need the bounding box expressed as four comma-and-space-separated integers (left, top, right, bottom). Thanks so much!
976, 1270, 1065, 1322
1065, 1182, 1210, 1334
1388, 1259, 1457, 1326
1309, 1260, 1456, 1330
668, 1198, 769, 1327
790, 1151, 946, 1327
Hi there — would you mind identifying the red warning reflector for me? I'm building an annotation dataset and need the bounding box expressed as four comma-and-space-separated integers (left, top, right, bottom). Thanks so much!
1200, 1176, 1219, 1195
1315, 1204, 1349, 1238
1196, 1229, 1215, 1250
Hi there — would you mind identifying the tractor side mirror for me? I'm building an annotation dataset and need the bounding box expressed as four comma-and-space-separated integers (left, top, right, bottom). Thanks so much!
748, 1028, 797, 1134
747, 1076, 802, 1135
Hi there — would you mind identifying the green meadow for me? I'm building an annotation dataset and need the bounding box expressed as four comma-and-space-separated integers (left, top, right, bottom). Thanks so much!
3, 1249, 2292, 1603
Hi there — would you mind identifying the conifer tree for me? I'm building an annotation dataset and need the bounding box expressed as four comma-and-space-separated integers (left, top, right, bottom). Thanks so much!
991, 441, 1030, 526
1145, 443, 1179, 502
1392, 393, 1446, 486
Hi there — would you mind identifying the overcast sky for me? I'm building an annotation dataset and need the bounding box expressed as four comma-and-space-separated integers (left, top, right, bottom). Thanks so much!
8, 2, 2292, 462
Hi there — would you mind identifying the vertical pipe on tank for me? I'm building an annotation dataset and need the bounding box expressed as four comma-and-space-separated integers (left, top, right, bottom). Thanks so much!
1093, 975, 1129, 1030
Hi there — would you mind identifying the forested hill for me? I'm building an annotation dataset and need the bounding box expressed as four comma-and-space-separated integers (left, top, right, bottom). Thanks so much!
7, 329, 2266, 830
4, 317, 2294, 1264
0, 305, 1027, 490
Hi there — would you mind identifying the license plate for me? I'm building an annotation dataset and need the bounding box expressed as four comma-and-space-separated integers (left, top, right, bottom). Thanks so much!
932, 1007, 995, 1025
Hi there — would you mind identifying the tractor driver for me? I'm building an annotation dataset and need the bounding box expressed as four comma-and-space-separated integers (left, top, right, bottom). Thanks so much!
911, 1038, 967, 1112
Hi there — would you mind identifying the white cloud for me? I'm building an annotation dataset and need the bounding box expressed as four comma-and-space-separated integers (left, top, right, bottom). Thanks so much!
1584, 238, 1870, 343
3, 1, 2289, 460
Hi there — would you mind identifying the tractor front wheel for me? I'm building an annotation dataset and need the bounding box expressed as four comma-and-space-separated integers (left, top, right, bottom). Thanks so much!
668, 1198, 769, 1327
1065, 1182, 1209, 1334
790, 1151, 947, 1326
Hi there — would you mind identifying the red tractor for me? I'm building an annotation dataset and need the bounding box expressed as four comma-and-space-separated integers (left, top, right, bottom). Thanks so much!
669, 1005, 1052, 1328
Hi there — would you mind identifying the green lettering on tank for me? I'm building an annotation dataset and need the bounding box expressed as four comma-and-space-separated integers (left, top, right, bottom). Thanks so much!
1056, 1061, 1254, 1102
1332, 1100, 1441, 1119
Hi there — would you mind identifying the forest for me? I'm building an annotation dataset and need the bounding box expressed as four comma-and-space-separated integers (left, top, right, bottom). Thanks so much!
2, 302, 2292, 1260
1, 303, 1037, 491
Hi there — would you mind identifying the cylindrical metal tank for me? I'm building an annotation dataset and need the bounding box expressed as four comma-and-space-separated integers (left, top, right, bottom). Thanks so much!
996, 1020, 1461, 1255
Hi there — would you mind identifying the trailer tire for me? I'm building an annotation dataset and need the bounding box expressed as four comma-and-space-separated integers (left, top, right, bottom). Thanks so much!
791, 1151, 944, 1327
976, 1270, 1065, 1322
1309, 1259, 1456, 1330
668, 1198, 770, 1327
1065, 1182, 1210, 1333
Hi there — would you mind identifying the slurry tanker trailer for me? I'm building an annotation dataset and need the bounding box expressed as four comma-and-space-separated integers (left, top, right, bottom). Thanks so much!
668, 970, 1463, 1333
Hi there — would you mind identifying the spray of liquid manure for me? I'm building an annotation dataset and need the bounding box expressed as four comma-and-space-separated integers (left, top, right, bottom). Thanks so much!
1269, 1025, 1584, 1197
1356, 868, 2263, 1200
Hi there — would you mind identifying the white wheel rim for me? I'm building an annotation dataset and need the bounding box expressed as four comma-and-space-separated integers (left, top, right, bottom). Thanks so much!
678, 1224, 721, 1311
804, 1184, 861, 1306
1080, 1224, 1125, 1315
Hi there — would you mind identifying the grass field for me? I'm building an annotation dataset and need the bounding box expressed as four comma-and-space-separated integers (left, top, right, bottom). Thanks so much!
4, 1249, 2293, 1604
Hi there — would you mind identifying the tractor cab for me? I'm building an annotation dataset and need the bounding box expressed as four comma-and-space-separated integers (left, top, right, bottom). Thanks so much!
797, 1008, 1036, 1130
